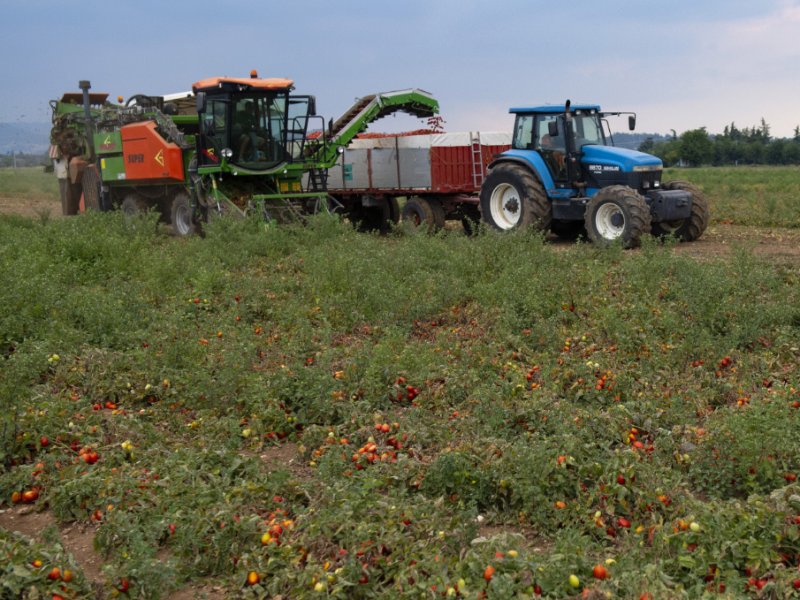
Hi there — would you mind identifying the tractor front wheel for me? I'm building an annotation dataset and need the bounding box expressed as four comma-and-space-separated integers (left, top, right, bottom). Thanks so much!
584, 186, 651, 247
479, 163, 550, 232
651, 180, 709, 241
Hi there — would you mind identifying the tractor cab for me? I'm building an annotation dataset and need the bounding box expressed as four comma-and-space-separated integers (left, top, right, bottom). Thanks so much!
509, 103, 660, 197
193, 73, 317, 173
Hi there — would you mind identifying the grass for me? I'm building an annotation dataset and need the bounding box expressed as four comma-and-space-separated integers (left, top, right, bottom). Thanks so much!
664, 165, 800, 228
0, 166, 60, 201
0, 168, 799, 598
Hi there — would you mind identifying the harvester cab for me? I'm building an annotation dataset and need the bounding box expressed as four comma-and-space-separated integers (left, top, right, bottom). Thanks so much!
480, 101, 709, 246
192, 73, 319, 172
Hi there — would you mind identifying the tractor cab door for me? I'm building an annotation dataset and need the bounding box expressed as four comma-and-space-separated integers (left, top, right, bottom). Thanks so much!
535, 115, 568, 183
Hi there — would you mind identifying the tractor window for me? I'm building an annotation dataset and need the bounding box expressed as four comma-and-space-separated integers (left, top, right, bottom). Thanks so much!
512, 115, 534, 149
535, 116, 565, 151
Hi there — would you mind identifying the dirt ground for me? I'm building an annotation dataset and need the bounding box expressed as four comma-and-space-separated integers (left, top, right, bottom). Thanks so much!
2, 194, 799, 265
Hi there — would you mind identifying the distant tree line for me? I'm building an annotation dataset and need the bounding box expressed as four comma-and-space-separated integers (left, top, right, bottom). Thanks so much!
639, 120, 800, 167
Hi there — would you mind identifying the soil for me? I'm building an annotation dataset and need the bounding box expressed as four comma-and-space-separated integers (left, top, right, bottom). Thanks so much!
2, 194, 797, 264
0, 505, 105, 588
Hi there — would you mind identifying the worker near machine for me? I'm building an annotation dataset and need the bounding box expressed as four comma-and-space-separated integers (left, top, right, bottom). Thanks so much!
49, 144, 76, 215
235, 102, 267, 161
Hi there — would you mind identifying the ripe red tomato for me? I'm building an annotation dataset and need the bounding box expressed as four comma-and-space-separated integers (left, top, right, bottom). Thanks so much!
592, 564, 609, 580
617, 517, 631, 529
118, 577, 130, 592
47, 567, 61, 581
40, 436, 50, 448
483, 565, 495, 581
22, 488, 39, 503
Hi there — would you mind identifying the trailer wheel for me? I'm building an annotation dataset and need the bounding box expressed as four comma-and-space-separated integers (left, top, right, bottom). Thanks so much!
402, 197, 442, 233
170, 192, 195, 236
82, 165, 102, 211
348, 196, 397, 234
480, 163, 550, 231
584, 186, 651, 247
651, 181, 709, 242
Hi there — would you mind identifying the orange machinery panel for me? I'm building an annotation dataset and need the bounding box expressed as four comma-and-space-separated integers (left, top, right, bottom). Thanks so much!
120, 121, 184, 182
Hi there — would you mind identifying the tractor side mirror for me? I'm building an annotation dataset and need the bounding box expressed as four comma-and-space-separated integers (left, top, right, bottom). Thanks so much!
196, 92, 206, 114
548, 121, 559, 137
628, 115, 636, 131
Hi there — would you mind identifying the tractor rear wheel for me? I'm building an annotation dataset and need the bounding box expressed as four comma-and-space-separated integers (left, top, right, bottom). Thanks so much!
584, 186, 651, 247
170, 192, 195, 236
402, 196, 444, 233
480, 163, 550, 232
651, 180, 709, 241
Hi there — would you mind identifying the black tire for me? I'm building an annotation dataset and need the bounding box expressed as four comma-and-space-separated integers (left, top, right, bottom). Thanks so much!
386, 196, 400, 226
82, 165, 102, 211
651, 180, 709, 242
120, 193, 149, 217
425, 197, 446, 229
170, 192, 195, 236
584, 186, 651, 248
348, 195, 397, 234
479, 163, 550, 231
401, 196, 442, 233
550, 219, 586, 240
460, 206, 482, 236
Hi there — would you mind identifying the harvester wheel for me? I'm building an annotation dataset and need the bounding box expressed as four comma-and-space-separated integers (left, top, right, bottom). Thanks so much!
651, 181, 709, 241
480, 163, 550, 232
82, 165, 102, 211
401, 197, 443, 233
170, 193, 195, 236
120, 193, 149, 217
584, 186, 651, 247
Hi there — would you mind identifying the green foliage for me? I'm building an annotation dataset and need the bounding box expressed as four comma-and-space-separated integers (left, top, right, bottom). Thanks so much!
0, 206, 799, 597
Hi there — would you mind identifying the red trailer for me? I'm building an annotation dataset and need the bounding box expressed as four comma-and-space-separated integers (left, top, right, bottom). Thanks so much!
325, 131, 511, 231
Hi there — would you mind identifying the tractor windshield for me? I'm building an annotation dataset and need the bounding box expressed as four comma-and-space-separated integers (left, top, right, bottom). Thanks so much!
570, 113, 606, 148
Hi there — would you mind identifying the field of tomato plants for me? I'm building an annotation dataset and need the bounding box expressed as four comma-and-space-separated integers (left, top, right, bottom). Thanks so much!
1, 169, 800, 599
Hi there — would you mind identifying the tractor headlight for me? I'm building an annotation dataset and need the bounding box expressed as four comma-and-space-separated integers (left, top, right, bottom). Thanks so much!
221, 148, 233, 159
632, 165, 663, 172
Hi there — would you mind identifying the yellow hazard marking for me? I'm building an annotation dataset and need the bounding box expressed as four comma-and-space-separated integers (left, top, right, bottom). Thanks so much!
155, 149, 164, 166
101, 159, 106, 169
103, 135, 112, 145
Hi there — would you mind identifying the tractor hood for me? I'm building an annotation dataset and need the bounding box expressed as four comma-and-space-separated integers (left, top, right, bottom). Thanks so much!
581, 145, 662, 172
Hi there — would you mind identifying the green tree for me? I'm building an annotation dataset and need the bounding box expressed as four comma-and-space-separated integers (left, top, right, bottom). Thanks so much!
679, 128, 713, 166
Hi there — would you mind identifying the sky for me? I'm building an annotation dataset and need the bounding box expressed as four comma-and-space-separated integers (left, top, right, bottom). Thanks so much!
2, 0, 800, 138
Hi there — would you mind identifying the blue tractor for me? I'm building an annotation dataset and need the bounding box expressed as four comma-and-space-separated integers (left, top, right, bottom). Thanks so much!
479, 101, 709, 246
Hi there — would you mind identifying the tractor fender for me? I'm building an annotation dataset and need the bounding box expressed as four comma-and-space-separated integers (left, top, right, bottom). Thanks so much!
486, 150, 556, 193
